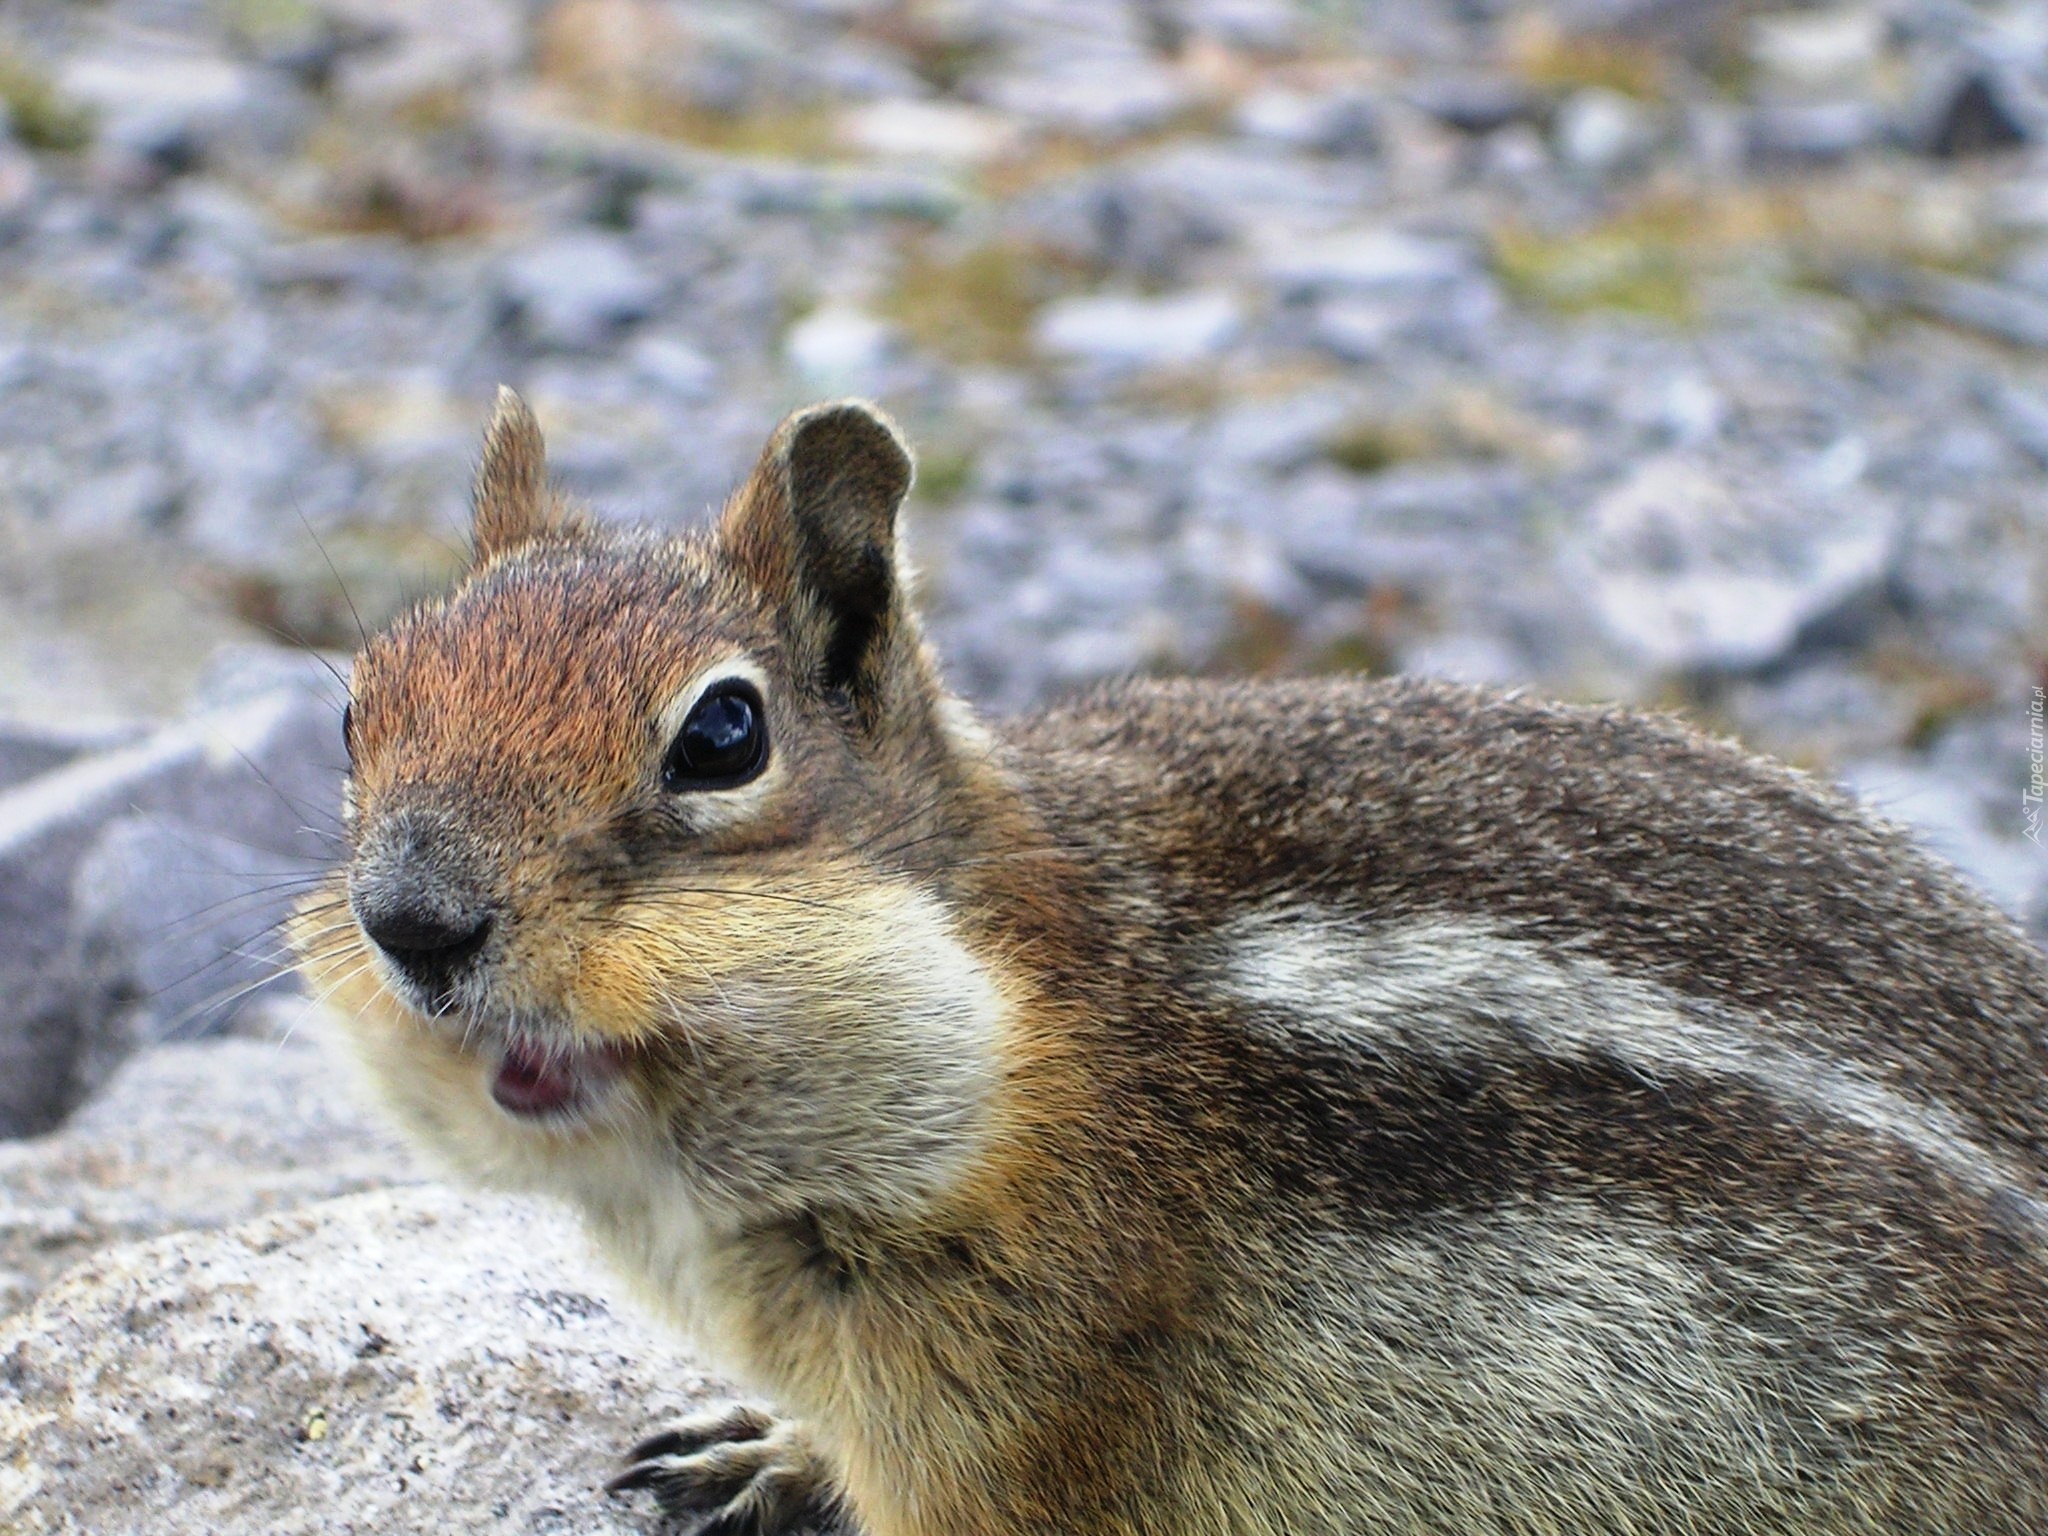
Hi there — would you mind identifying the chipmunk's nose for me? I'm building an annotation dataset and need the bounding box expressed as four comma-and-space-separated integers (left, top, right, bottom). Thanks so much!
350, 812, 496, 1004
359, 902, 493, 991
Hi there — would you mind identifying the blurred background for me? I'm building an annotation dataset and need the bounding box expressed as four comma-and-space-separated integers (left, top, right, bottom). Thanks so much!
2, 0, 2046, 1150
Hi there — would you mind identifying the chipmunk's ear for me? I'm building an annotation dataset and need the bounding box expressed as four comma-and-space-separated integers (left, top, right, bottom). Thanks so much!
470, 387, 563, 564
721, 399, 916, 705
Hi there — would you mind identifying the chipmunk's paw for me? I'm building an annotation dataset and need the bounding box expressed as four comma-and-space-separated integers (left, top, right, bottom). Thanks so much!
607, 1404, 851, 1536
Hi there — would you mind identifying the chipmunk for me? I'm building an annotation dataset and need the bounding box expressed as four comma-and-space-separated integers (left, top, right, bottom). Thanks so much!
296, 388, 2048, 1536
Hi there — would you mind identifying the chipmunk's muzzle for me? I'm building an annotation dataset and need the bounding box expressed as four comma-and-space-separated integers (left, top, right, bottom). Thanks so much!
349, 806, 500, 1013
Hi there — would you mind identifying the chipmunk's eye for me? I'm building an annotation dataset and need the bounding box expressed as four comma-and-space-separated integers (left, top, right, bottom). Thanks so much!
663, 681, 768, 791
341, 702, 354, 764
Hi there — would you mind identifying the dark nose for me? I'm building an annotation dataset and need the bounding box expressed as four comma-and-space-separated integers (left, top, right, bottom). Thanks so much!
351, 849, 495, 1001
360, 904, 492, 979
351, 809, 498, 1003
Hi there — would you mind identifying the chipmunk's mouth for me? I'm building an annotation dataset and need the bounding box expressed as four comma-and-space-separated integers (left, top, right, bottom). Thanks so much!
488, 1036, 628, 1122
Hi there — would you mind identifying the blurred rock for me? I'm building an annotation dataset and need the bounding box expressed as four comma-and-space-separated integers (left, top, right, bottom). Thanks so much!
0, 999, 421, 1318
0, 719, 141, 795
839, 99, 1021, 164
497, 232, 661, 352
1748, 9, 1887, 90
1747, 99, 1883, 162
1410, 74, 1537, 135
1234, 88, 1381, 157
1259, 227, 1478, 301
1555, 89, 1657, 176
69, 814, 326, 1057
1014, 153, 1243, 284
629, 333, 719, 400
0, 682, 340, 1138
1880, 268, 2048, 349
0, 1184, 722, 1535
1920, 65, 2034, 159
982, 56, 1190, 141
61, 50, 261, 177
1309, 299, 1406, 362
325, 0, 524, 106
1565, 452, 1897, 675
1984, 379, 2048, 466
1036, 288, 1243, 368
785, 303, 894, 391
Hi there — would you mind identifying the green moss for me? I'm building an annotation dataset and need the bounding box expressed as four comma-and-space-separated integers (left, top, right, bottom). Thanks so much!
912, 445, 977, 504
1494, 224, 1696, 324
883, 241, 1080, 366
1310, 630, 1392, 677
213, 0, 319, 48
1209, 599, 1300, 677
1513, 30, 1669, 102
0, 47, 92, 152
1321, 418, 1434, 475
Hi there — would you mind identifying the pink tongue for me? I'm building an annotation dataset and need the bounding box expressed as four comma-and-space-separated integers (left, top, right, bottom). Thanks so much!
491, 1042, 580, 1117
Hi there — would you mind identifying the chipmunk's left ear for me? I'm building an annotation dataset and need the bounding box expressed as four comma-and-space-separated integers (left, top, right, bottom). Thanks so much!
721, 399, 917, 707
470, 387, 571, 563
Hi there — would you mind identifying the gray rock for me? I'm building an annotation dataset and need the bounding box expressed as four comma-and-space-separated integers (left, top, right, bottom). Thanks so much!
254, 235, 415, 296
1035, 289, 1243, 368
1984, 379, 2048, 467
1563, 451, 1897, 675
1308, 300, 1406, 362
0, 684, 341, 1138
629, 334, 720, 401
1276, 463, 1531, 594
837, 99, 1022, 166
1234, 88, 1381, 157
1208, 393, 1356, 475
326, 0, 525, 106
1747, 99, 1883, 162
60, 50, 259, 174
1011, 153, 1245, 285
1555, 89, 1658, 176
1748, 8, 1887, 89
1409, 74, 1537, 136
0, 1184, 723, 1534
1179, 0, 1305, 53
1892, 274, 2048, 354
0, 719, 142, 795
70, 814, 327, 1055
982, 57, 1190, 141
1920, 65, 2035, 159
0, 1000, 422, 1318
497, 233, 663, 353
1259, 228, 1478, 302
785, 304, 895, 392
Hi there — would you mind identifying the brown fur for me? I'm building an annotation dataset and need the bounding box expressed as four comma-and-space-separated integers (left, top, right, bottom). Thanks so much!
297, 394, 2048, 1536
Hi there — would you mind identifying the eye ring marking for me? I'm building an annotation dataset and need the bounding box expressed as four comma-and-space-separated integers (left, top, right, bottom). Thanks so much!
662, 679, 769, 791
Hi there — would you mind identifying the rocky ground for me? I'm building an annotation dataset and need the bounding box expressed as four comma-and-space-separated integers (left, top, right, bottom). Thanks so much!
2, 0, 2046, 1528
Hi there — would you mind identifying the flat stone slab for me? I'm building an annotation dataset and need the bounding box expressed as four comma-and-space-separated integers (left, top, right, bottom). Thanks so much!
0, 1001, 422, 1319
0, 1184, 726, 1535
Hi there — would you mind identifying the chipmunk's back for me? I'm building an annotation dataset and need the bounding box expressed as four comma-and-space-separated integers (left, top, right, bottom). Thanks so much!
990, 676, 2048, 1532
1006, 675, 2048, 1172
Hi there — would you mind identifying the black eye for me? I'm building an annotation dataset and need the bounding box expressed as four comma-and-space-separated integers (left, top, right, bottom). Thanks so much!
662, 682, 768, 791
341, 702, 354, 763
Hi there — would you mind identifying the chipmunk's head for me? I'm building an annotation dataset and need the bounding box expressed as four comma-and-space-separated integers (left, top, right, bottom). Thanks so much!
297, 391, 1012, 1225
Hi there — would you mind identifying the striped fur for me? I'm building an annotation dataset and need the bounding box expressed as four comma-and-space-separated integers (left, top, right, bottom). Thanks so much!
299, 398, 2048, 1535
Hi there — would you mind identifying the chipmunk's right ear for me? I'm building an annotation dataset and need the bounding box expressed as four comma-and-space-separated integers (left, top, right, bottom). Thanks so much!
720, 400, 916, 708
469, 387, 565, 564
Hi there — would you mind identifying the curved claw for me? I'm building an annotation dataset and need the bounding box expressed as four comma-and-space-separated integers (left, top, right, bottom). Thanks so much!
605, 1405, 846, 1535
